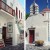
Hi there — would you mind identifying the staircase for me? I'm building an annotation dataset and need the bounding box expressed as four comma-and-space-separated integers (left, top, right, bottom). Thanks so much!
20, 34, 24, 43
5, 38, 12, 46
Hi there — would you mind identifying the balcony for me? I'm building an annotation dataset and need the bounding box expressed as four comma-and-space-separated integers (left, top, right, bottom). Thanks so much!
0, 0, 15, 16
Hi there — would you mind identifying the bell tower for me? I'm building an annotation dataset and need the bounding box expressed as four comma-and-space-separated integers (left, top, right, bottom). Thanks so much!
30, 0, 39, 15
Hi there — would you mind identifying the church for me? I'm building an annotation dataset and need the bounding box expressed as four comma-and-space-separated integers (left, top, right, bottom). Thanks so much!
26, 1, 50, 46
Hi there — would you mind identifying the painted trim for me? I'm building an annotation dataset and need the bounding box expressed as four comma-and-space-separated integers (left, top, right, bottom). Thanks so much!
28, 28, 35, 30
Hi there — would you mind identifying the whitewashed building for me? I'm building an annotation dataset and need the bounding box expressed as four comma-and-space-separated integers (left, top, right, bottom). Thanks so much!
26, 1, 50, 46
0, 0, 24, 46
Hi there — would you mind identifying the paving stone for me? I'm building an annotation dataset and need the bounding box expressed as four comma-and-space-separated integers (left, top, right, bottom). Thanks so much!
26, 44, 50, 50
0, 43, 24, 50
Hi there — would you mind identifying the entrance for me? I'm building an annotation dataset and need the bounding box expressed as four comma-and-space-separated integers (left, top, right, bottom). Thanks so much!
29, 29, 35, 43
2, 27, 12, 45
2, 27, 7, 42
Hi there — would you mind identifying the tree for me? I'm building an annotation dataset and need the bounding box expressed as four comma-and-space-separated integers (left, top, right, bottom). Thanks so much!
26, 13, 30, 20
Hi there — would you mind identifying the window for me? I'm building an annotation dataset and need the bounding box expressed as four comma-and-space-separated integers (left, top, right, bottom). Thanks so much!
26, 32, 27, 37
16, 7, 18, 16
42, 14, 44, 16
33, 5, 35, 14
19, 10, 20, 19
21, 13, 22, 19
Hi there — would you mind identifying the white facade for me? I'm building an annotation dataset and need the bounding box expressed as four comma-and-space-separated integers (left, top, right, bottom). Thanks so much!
0, 0, 24, 46
6, 0, 24, 20
26, 14, 48, 43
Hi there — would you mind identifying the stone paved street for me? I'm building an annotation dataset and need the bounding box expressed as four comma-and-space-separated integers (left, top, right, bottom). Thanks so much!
0, 43, 24, 50
26, 44, 50, 50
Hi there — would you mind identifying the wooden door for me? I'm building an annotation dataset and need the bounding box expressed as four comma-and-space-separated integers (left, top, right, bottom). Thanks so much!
29, 30, 35, 43
2, 27, 7, 42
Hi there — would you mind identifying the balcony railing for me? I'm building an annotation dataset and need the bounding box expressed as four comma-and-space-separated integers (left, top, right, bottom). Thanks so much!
0, 0, 15, 16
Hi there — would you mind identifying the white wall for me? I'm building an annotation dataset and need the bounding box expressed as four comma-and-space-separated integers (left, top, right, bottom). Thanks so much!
0, 15, 7, 28
26, 14, 48, 43
42, 12, 50, 42
6, 18, 13, 38
0, 14, 14, 38
7, 0, 14, 7
12, 17, 20, 45
0, 15, 7, 39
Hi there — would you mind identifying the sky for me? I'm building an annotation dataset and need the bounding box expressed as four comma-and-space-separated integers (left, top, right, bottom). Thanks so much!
18, 0, 25, 8
26, 0, 50, 13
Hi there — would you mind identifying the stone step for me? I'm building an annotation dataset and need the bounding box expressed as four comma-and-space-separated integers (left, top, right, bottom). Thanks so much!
5, 38, 12, 45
